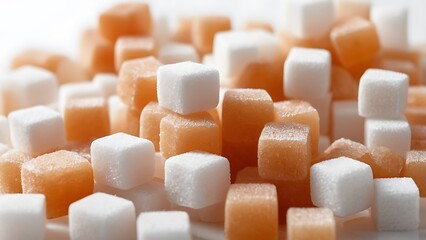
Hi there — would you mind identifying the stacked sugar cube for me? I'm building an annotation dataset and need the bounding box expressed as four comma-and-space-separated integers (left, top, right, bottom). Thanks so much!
2, 0, 426, 239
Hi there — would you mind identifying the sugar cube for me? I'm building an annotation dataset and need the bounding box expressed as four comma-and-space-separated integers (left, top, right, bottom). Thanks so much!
0, 150, 31, 193
165, 151, 230, 209
98, 3, 151, 41
108, 95, 140, 135
118, 56, 162, 111
358, 69, 408, 119
158, 42, 200, 64
335, 0, 370, 20
115, 36, 156, 71
370, 146, 405, 178
64, 97, 110, 142
0, 115, 10, 145
371, 178, 419, 231
310, 157, 373, 217
160, 112, 221, 159
403, 151, 426, 197
91, 132, 155, 190
258, 122, 311, 181
364, 118, 411, 158
0, 194, 46, 240
58, 82, 104, 113
371, 5, 408, 51
274, 100, 319, 155
330, 66, 358, 100
332, 100, 364, 143
69, 192, 136, 240
157, 61, 219, 115
9, 106, 66, 156
140, 102, 171, 151
284, 47, 331, 100
287, 207, 335, 240
21, 150, 94, 218
137, 211, 191, 240
331, 17, 380, 67
225, 184, 278, 240
171, 17, 193, 44
192, 16, 231, 55
92, 73, 117, 98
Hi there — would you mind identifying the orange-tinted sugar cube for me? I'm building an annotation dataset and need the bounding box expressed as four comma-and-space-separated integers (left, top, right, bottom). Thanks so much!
160, 112, 221, 159
315, 138, 373, 167
11, 49, 87, 84
375, 50, 421, 85
232, 60, 285, 102
118, 56, 161, 111
405, 106, 426, 126
287, 208, 336, 240
21, 150, 94, 218
331, 17, 380, 67
64, 97, 110, 142
331, 66, 358, 100
411, 124, 426, 150
258, 122, 311, 181
191, 16, 231, 55
171, 17, 193, 44
0, 150, 31, 193
79, 29, 115, 77
274, 100, 319, 155
370, 146, 405, 178
115, 37, 156, 71
222, 89, 274, 142
408, 86, 426, 107
140, 102, 171, 151
225, 184, 278, 240
403, 150, 426, 197
244, 21, 274, 32
98, 3, 152, 42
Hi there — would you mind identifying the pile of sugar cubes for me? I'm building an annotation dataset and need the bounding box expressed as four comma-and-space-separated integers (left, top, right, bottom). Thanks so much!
1, 0, 426, 239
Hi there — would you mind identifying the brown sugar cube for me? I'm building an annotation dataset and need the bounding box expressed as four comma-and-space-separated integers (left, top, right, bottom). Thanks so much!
225, 184, 278, 240
0, 150, 32, 193
315, 138, 374, 167
287, 207, 336, 240
118, 56, 161, 111
222, 89, 274, 142
171, 17, 193, 44
258, 122, 311, 181
79, 29, 115, 77
405, 106, 426, 126
274, 100, 319, 155
331, 66, 358, 100
244, 21, 274, 32
11, 49, 87, 84
140, 102, 171, 151
408, 86, 426, 106
191, 16, 231, 55
370, 146, 405, 178
64, 97, 110, 142
21, 150, 94, 218
160, 111, 221, 159
115, 37, 156, 71
232, 60, 285, 102
403, 150, 426, 197
331, 17, 380, 67
98, 3, 152, 42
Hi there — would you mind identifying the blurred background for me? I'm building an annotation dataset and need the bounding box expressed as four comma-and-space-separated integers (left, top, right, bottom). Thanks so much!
0, 0, 426, 70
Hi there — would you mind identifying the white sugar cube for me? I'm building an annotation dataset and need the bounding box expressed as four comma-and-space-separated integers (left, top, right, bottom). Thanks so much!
9, 106, 66, 156
165, 151, 230, 209
0, 194, 46, 240
137, 211, 191, 240
119, 182, 169, 214
69, 192, 136, 240
158, 42, 200, 64
289, 0, 334, 39
0, 115, 10, 145
91, 133, 155, 190
310, 157, 373, 217
92, 73, 117, 98
332, 100, 364, 143
157, 61, 219, 115
371, 5, 408, 51
372, 178, 419, 231
284, 47, 331, 100
213, 31, 259, 79
358, 69, 408, 119
365, 119, 411, 158
58, 82, 103, 114
0, 65, 58, 113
